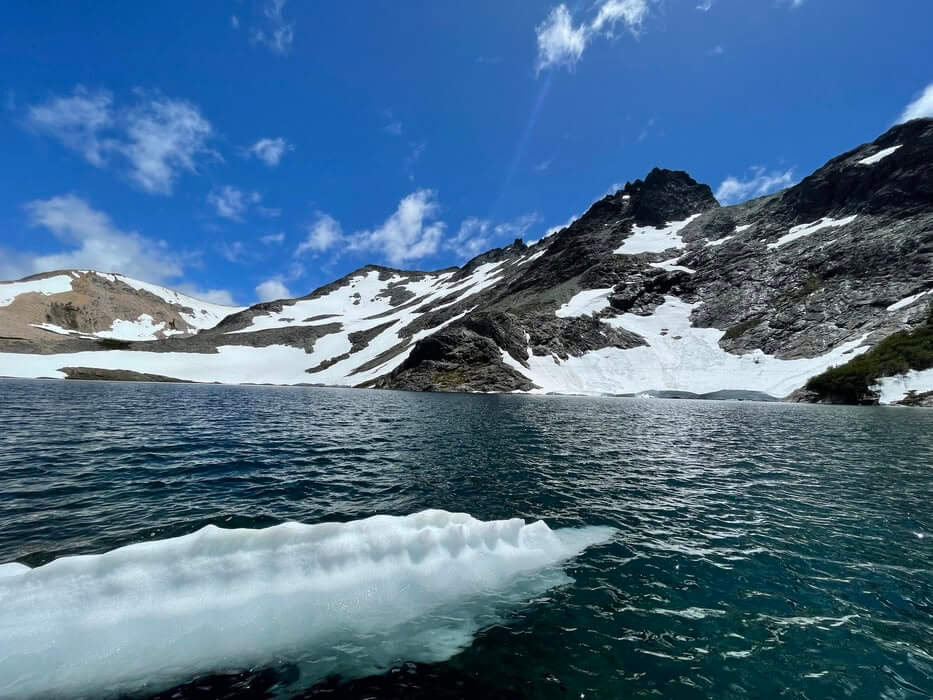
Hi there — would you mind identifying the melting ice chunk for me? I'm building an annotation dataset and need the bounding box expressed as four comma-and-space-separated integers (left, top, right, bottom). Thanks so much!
0, 510, 614, 698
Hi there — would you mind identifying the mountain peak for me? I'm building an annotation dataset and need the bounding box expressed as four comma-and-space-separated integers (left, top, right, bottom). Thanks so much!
621, 168, 719, 227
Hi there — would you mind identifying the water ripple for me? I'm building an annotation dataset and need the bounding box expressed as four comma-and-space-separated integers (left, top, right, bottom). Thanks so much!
2, 379, 933, 698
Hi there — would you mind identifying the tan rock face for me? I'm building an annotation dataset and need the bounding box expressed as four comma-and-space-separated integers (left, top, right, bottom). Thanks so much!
0, 270, 230, 350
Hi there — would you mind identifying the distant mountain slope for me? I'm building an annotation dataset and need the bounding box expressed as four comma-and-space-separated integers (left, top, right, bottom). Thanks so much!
0, 270, 243, 352
1, 119, 931, 404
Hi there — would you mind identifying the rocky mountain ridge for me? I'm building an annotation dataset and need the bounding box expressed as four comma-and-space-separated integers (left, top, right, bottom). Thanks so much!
1, 119, 931, 404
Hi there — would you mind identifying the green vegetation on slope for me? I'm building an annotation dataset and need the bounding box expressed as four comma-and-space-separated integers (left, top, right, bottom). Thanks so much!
805, 305, 933, 403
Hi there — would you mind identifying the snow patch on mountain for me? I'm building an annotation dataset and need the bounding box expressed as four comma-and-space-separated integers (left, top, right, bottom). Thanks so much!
614, 214, 701, 255
887, 289, 933, 312
649, 258, 696, 274
0, 275, 74, 307
555, 288, 613, 318
88, 272, 242, 329
875, 369, 933, 404
858, 145, 901, 166
97, 314, 180, 341
503, 296, 870, 397
767, 215, 858, 250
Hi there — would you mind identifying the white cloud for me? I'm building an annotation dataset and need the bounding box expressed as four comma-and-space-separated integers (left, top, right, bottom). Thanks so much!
447, 214, 539, 260
696, 0, 713, 10
348, 190, 445, 266
22, 194, 185, 283
260, 232, 286, 245
219, 240, 245, 263
404, 141, 427, 179
207, 186, 261, 221
536, 1, 649, 72
255, 279, 291, 302
175, 284, 237, 306
231, 15, 240, 29
250, 0, 294, 55
246, 136, 293, 166
591, 0, 649, 33
715, 167, 796, 205
293, 193, 537, 267
295, 212, 343, 256
26, 87, 214, 195
536, 5, 587, 72
535, 159, 552, 172
898, 82, 933, 123
384, 121, 403, 136
118, 94, 213, 194
708, 45, 724, 56
27, 86, 114, 166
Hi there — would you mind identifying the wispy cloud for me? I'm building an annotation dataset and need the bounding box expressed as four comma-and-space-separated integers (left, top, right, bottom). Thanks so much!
207, 186, 261, 221
348, 190, 445, 266
404, 140, 427, 181
715, 166, 796, 205
250, 0, 294, 55
446, 214, 540, 260
534, 159, 552, 172
255, 279, 292, 302
121, 93, 214, 194
174, 284, 237, 306
219, 240, 245, 263
260, 232, 286, 245
536, 6, 587, 72
26, 86, 214, 195
22, 194, 185, 282
897, 82, 933, 123
637, 117, 656, 142
27, 86, 114, 166
295, 212, 343, 256
536, 0, 649, 72
230, 15, 240, 29
245, 136, 293, 166
294, 191, 444, 267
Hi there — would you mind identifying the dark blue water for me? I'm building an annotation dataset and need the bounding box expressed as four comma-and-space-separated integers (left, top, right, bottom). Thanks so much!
2, 378, 933, 698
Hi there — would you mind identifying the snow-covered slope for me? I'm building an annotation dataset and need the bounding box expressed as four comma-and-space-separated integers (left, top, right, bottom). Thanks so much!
0, 259, 528, 385
0, 270, 243, 346
1, 119, 932, 404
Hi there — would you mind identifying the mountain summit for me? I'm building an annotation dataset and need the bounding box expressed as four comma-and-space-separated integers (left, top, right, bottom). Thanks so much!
2, 120, 931, 404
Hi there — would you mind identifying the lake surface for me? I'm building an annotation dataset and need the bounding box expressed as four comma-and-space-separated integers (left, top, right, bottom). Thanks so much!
1, 378, 933, 698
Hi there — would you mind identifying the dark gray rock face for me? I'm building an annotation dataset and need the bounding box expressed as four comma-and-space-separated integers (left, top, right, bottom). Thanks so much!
376, 121, 933, 394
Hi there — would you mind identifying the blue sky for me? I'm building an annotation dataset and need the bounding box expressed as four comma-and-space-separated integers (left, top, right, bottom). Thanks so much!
1, 0, 931, 305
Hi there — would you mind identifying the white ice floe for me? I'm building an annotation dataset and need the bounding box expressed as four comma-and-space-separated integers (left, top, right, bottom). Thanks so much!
887, 289, 933, 312
0, 275, 74, 307
614, 214, 702, 255
875, 369, 933, 405
767, 215, 858, 250
857, 145, 901, 166
503, 295, 869, 397
555, 288, 613, 318
0, 510, 614, 699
